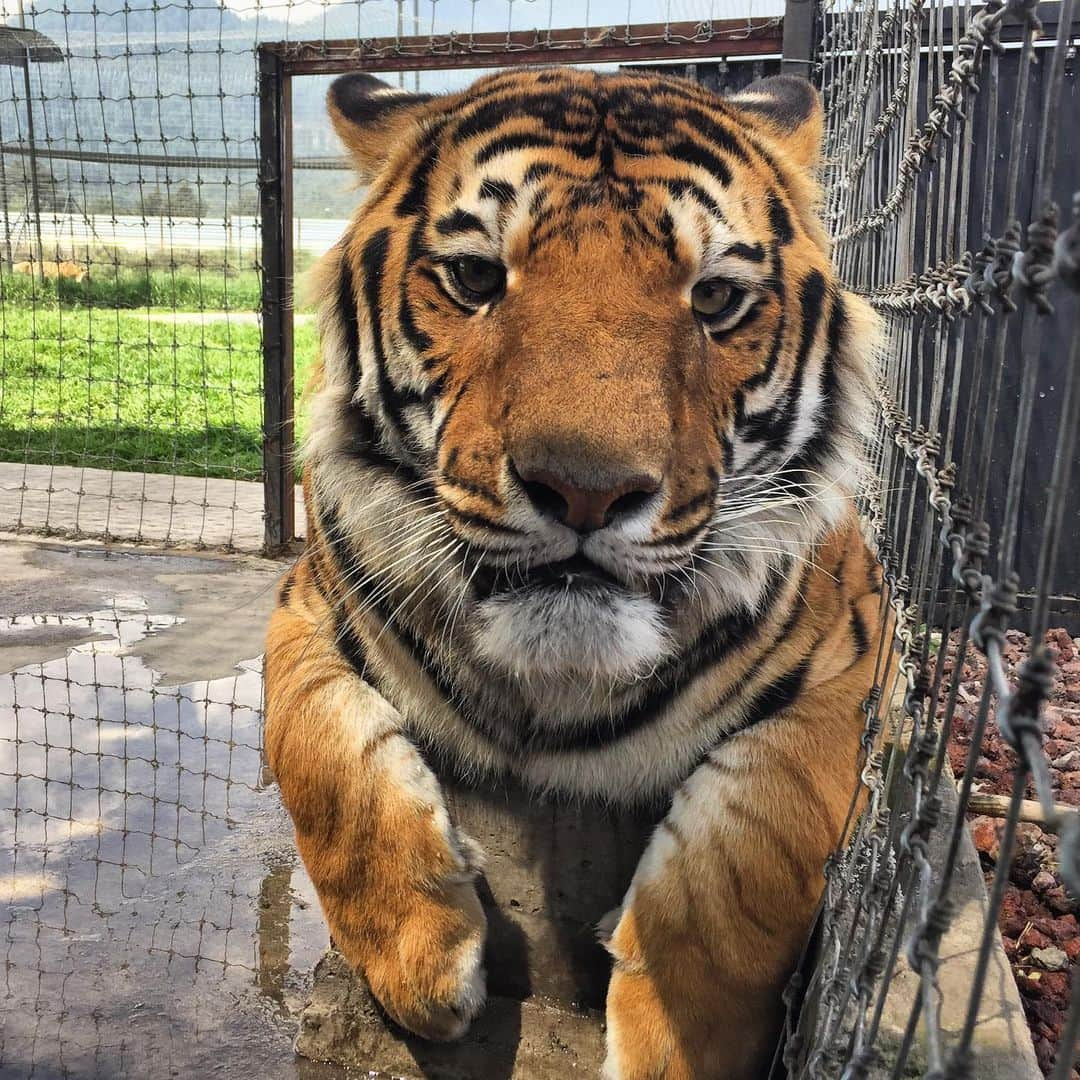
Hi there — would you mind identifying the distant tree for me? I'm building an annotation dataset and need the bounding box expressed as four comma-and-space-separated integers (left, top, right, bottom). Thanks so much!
172, 180, 198, 216
143, 188, 166, 216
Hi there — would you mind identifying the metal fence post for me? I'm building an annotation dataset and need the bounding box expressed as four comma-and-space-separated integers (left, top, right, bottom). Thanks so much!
781, 0, 817, 80
258, 45, 295, 555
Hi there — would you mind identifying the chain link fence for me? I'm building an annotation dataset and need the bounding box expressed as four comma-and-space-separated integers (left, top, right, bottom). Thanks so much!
0, 0, 1079, 1077
0, 0, 782, 552
779, 0, 1080, 1076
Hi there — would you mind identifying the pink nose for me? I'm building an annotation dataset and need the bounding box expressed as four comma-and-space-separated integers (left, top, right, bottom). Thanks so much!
513, 465, 660, 532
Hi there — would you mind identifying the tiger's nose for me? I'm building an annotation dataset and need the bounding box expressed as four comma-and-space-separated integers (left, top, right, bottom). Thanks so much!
512, 462, 661, 533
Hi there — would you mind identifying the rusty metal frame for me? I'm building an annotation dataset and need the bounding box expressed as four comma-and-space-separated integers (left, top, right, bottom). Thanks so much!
256, 18, 787, 553
262, 19, 784, 77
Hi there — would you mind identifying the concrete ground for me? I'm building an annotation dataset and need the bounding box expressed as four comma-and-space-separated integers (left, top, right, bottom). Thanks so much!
0, 536, 1042, 1080
0, 537, 353, 1079
0, 463, 305, 553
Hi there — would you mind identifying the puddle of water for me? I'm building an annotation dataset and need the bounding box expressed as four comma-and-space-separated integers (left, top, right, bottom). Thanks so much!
0, 604, 346, 1079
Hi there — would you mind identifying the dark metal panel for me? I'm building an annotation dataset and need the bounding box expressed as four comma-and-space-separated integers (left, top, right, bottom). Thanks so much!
0, 26, 63, 66
782, 0, 816, 79
258, 46, 296, 555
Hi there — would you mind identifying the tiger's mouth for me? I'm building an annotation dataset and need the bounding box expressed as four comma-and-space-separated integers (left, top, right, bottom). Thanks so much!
469, 552, 673, 683
473, 553, 624, 600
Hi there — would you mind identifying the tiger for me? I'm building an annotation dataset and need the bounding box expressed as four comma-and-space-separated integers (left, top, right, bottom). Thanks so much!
264, 66, 886, 1079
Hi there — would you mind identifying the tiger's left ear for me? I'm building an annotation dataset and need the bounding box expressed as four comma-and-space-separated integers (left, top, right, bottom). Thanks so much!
328, 72, 435, 177
726, 76, 823, 170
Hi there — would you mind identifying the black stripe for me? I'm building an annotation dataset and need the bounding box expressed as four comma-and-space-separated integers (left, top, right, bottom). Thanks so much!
523, 161, 559, 184
644, 519, 709, 548
526, 560, 800, 752
441, 473, 503, 508
742, 245, 786, 394
475, 132, 559, 166
335, 611, 370, 680
739, 661, 809, 729
740, 271, 827, 448
277, 569, 296, 606
657, 102, 752, 165
360, 228, 424, 440
419, 369, 449, 404
849, 601, 870, 658
338, 256, 361, 389
479, 178, 517, 206
434, 378, 469, 443
656, 209, 679, 264
785, 293, 847, 476
398, 284, 433, 353
454, 93, 597, 143
396, 136, 442, 216
723, 242, 766, 263
664, 487, 715, 525
435, 208, 488, 237
341, 400, 426, 484
766, 189, 794, 245
664, 138, 732, 187
773, 273, 829, 445
663, 178, 724, 218
442, 505, 526, 536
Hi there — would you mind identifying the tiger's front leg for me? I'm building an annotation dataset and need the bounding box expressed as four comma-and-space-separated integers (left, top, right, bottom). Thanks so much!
602, 672, 871, 1079
263, 575, 487, 1041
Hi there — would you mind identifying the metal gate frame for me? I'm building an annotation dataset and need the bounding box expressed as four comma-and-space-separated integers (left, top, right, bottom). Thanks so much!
256, 16, 792, 554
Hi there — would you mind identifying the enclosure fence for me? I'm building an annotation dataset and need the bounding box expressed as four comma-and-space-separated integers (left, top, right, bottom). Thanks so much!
1, 0, 1079, 1078
0, 1, 784, 553
780, 0, 1080, 1076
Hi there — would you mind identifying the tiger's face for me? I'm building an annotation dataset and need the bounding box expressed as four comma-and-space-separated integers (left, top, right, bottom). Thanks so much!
309, 68, 875, 695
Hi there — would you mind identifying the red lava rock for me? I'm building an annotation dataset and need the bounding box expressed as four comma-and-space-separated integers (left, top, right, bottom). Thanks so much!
1001, 886, 1034, 937
1046, 886, 1078, 917
1049, 630, 1076, 662
1021, 928, 1055, 952
1038, 971, 1070, 999
949, 627, 1080, 1077
1034, 871, 1059, 893
1033, 914, 1078, 940
971, 815, 1001, 862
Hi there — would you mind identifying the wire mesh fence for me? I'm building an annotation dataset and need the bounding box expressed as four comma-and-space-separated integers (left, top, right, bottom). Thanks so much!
0, 0, 1078, 1078
0, 0, 782, 552
779, 0, 1080, 1076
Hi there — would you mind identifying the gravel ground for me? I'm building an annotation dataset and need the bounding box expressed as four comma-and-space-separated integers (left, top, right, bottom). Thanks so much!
941, 627, 1080, 1078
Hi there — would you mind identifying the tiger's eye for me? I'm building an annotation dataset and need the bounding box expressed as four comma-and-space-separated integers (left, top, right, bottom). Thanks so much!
450, 256, 505, 301
691, 279, 736, 318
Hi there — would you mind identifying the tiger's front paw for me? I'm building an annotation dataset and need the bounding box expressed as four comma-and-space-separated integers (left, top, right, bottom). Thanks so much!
363, 875, 488, 1041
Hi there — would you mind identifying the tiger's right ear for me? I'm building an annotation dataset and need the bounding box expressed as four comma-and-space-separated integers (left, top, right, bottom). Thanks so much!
328, 73, 434, 177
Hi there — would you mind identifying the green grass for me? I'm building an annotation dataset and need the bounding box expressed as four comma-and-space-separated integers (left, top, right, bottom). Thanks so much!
0, 304, 316, 480
0, 267, 264, 312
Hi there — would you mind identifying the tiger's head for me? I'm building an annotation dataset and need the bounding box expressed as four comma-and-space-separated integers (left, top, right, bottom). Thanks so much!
306, 67, 876, 699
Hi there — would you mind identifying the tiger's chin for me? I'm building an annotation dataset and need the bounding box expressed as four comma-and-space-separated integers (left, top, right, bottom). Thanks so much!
472, 583, 672, 686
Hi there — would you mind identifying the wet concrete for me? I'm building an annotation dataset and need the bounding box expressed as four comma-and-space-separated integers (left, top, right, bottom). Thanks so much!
0, 539, 362, 1079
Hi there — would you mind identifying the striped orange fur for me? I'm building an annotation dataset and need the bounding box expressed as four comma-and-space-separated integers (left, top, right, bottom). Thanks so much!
265, 66, 885, 1078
